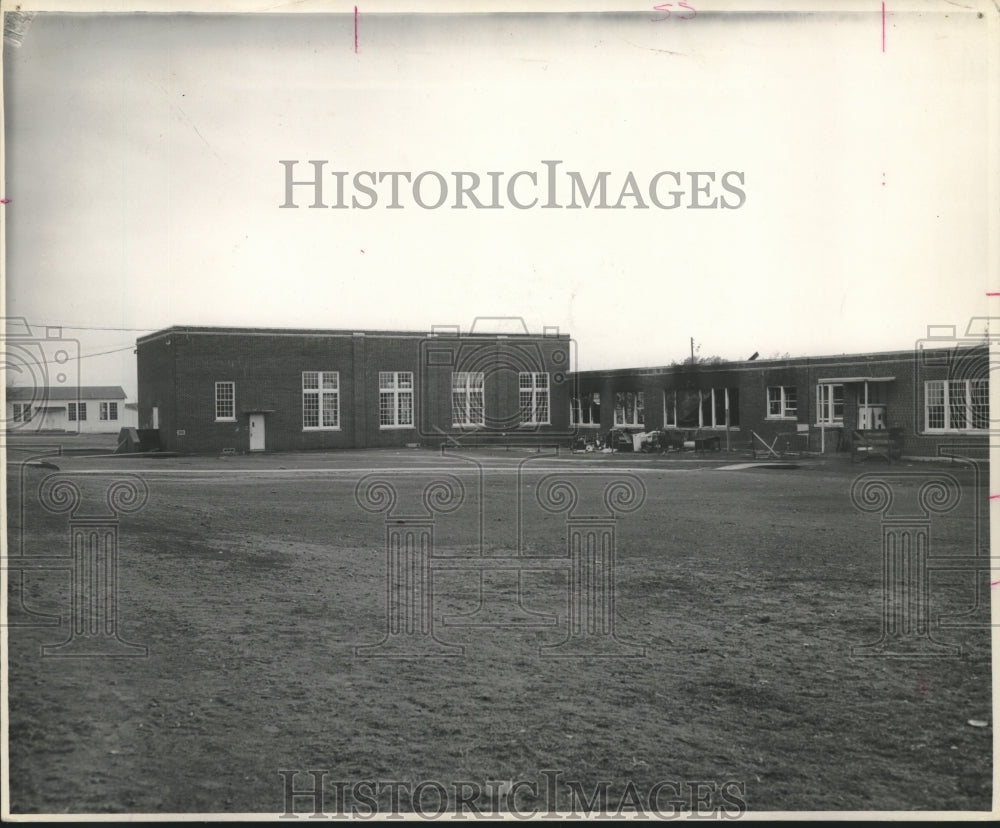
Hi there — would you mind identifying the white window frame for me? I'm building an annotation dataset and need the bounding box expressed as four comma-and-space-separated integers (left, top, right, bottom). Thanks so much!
12, 403, 31, 423
519, 372, 550, 425
452, 372, 485, 428
767, 386, 797, 420
302, 371, 340, 431
924, 379, 988, 432
614, 391, 644, 427
701, 387, 736, 429
379, 371, 414, 429
100, 401, 119, 421
665, 388, 737, 428
69, 402, 87, 422
571, 392, 601, 426
215, 382, 236, 422
816, 383, 844, 426
664, 390, 676, 427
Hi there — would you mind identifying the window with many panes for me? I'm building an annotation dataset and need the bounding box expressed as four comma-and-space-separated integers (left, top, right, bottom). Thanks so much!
519, 372, 550, 425
68, 402, 87, 421
614, 391, 644, 427
767, 386, 797, 419
100, 402, 119, 421
379, 371, 414, 428
816, 384, 844, 425
452, 372, 485, 427
664, 388, 738, 428
12, 403, 31, 423
571, 392, 601, 425
215, 382, 235, 422
925, 379, 988, 431
302, 372, 339, 429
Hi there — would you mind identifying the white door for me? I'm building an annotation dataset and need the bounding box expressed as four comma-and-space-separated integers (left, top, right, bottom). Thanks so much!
249, 414, 265, 451
152, 406, 159, 429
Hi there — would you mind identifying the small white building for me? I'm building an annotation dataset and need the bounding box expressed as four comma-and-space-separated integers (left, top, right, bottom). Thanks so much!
5, 386, 131, 434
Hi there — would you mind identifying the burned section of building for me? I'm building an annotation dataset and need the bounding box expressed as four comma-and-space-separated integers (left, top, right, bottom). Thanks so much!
571, 336, 990, 460
135, 324, 989, 459
135, 324, 574, 454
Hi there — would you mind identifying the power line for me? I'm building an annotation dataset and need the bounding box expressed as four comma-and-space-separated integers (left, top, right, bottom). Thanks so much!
8, 344, 138, 366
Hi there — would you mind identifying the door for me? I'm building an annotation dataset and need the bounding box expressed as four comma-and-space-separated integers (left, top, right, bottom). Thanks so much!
249, 414, 265, 451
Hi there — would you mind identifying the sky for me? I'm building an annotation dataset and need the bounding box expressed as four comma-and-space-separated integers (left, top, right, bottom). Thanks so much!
2, 1, 996, 399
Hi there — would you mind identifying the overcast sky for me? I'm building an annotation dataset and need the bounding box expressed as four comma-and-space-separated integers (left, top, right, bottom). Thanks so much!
3, 2, 995, 398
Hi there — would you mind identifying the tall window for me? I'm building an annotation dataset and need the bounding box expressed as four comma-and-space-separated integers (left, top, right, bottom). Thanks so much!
925, 379, 988, 431
379, 371, 414, 428
816, 383, 844, 425
664, 390, 676, 426
452, 372, 485, 427
664, 388, 738, 428
667, 389, 700, 428
614, 391, 644, 427
100, 402, 119, 421
302, 372, 339, 429
702, 387, 737, 428
571, 392, 601, 425
68, 402, 87, 422
767, 386, 797, 419
519, 372, 550, 425
12, 404, 31, 423
215, 382, 235, 422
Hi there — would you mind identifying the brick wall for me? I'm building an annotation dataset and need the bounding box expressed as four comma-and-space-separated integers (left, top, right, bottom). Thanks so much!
137, 328, 575, 453
136, 337, 176, 449
572, 345, 989, 458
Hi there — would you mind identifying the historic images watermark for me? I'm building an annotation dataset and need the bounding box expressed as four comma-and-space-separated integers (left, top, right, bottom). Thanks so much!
414, 316, 576, 442
912, 319, 997, 439
2, 316, 148, 657
846, 318, 998, 658
352, 453, 647, 659
276, 769, 748, 819
849, 467, 998, 659
845, 319, 1000, 657
3, 471, 150, 658
352, 315, 646, 659
2, 317, 81, 435
278, 161, 747, 211
849, 458, 996, 662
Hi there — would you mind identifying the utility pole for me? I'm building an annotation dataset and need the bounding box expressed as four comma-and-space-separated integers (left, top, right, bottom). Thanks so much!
690, 337, 695, 364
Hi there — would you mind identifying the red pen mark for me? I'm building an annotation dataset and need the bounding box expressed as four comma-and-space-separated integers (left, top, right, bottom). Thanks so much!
0, 198, 10, 204
652, 2, 696, 22
360, 249, 365, 254
354, 6, 359, 54
992, 579, 1000, 589
917, 674, 927, 697
881, 171, 886, 187
882, 3, 886, 53
987, 292, 1000, 297
990, 494, 1000, 500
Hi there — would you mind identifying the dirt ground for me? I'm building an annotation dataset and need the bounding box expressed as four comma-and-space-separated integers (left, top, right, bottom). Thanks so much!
4, 445, 993, 816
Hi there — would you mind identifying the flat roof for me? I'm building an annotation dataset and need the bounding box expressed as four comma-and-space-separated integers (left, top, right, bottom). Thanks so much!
573, 343, 985, 378
6, 385, 127, 401
137, 325, 570, 345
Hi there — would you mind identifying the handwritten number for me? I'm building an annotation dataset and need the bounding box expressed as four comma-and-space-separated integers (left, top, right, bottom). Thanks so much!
653, 2, 696, 21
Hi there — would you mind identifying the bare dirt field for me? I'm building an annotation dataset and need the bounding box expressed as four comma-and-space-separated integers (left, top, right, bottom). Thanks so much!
4, 446, 993, 816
